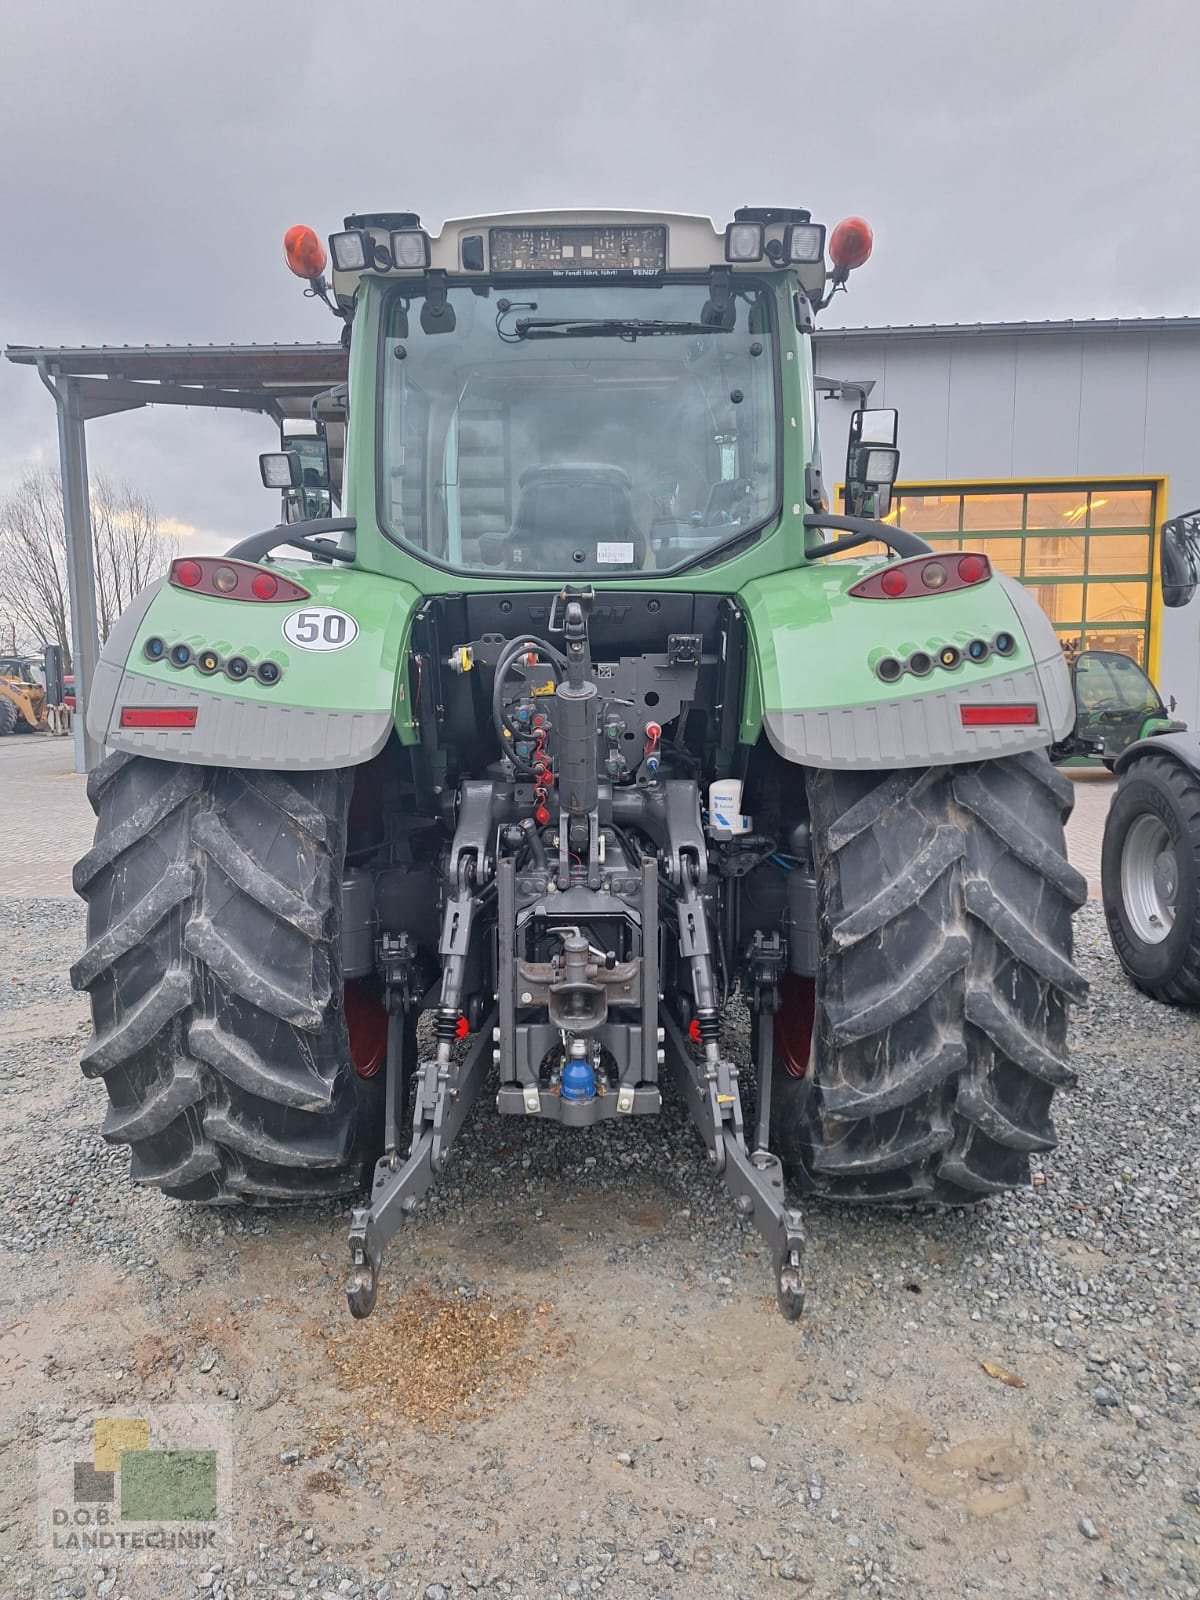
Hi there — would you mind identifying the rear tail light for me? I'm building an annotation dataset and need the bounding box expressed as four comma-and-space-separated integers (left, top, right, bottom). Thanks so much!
119, 707, 198, 730
168, 558, 309, 602
960, 704, 1039, 727
850, 551, 993, 599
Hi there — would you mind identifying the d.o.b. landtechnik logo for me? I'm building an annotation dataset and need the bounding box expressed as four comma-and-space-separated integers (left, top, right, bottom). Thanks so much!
39, 1406, 231, 1565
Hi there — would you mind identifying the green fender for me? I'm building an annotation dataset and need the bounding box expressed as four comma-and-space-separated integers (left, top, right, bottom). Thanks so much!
86, 563, 422, 769
736, 564, 1076, 769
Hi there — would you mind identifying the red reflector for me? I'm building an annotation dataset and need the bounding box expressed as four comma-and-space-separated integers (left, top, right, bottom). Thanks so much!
173, 559, 203, 588
251, 571, 279, 600
958, 553, 987, 584
880, 568, 908, 597
960, 704, 1039, 727
120, 707, 198, 729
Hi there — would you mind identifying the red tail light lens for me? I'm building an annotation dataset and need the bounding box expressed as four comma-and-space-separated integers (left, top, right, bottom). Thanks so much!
960, 704, 1039, 727
168, 559, 309, 602
119, 707, 199, 729
849, 552, 993, 600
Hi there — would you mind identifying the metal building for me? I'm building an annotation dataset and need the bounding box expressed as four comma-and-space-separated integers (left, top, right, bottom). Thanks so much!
813, 317, 1200, 722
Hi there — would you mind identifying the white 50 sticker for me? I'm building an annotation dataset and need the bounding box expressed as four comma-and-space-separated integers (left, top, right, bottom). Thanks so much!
282, 607, 359, 652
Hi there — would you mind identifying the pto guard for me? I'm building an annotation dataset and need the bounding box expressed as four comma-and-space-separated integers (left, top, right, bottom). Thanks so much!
746, 568, 1074, 770
86, 567, 421, 769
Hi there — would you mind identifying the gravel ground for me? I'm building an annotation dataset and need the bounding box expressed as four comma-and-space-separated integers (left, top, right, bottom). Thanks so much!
1, 894, 1198, 1600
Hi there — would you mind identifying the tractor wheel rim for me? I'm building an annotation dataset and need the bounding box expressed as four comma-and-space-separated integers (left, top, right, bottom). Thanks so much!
1121, 813, 1177, 945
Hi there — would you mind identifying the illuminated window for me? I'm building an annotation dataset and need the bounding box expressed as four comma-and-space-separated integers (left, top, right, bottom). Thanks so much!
1023, 535, 1086, 577
962, 492, 1024, 532
1027, 491, 1090, 529
1085, 581, 1149, 625
1088, 489, 1152, 528
1087, 534, 1150, 576
896, 494, 961, 533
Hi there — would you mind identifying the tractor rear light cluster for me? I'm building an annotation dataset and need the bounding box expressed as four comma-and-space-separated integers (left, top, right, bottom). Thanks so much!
851, 552, 993, 601
168, 558, 309, 603
145, 637, 281, 687
874, 632, 1018, 684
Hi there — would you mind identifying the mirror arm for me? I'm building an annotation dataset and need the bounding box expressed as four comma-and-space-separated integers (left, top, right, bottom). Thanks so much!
803, 511, 933, 560
226, 517, 357, 565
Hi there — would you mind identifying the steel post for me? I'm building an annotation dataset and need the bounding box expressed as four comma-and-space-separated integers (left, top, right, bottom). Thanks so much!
42, 369, 102, 771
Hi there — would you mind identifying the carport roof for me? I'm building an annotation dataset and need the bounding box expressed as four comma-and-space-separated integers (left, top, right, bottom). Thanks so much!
4, 341, 348, 420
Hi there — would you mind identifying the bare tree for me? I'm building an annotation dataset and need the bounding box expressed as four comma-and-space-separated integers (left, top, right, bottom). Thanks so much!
92, 476, 179, 644
0, 470, 72, 665
0, 469, 178, 667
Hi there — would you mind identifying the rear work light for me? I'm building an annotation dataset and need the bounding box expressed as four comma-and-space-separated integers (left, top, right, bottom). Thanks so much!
849, 552, 993, 600
120, 707, 198, 730
168, 558, 309, 602
960, 704, 1039, 727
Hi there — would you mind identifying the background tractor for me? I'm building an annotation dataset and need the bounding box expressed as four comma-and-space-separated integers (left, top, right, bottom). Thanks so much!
64, 207, 1086, 1318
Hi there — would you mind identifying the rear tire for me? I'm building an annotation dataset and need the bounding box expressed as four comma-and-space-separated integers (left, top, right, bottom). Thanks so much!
1101, 754, 1200, 1003
772, 753, 1087, 1204
71, 754, 382, 1202
0, 698, 17, 736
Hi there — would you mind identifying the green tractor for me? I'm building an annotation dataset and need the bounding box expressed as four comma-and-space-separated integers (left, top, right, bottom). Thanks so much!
68, 208, 1086, 1318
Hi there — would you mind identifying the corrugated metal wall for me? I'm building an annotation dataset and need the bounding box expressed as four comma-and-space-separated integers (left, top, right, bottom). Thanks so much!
812, 327, 1200, 721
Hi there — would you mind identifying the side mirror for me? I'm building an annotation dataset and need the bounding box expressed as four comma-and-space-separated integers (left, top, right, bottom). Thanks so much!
284, 430, 332, 491
1160, 511, 1200, 608
260, 451, 301, 489
282, 488, 333, 526
845, 407, 900, 519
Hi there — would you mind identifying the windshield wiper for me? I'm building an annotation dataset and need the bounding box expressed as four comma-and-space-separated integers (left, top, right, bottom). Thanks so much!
508, 317, 721, 342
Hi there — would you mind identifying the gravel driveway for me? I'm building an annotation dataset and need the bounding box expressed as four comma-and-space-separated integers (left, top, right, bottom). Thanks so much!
1, 786, 1198, 1598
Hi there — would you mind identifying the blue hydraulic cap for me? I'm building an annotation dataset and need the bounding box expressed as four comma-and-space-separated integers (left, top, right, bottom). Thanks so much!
561, 1055, 597, 1102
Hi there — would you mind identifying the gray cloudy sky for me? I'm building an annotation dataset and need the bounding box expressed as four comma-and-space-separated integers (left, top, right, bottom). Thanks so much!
2, 0, 1197, 549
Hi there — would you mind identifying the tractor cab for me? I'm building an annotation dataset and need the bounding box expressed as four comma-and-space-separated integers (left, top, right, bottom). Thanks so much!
1069, 649, 1182, 765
